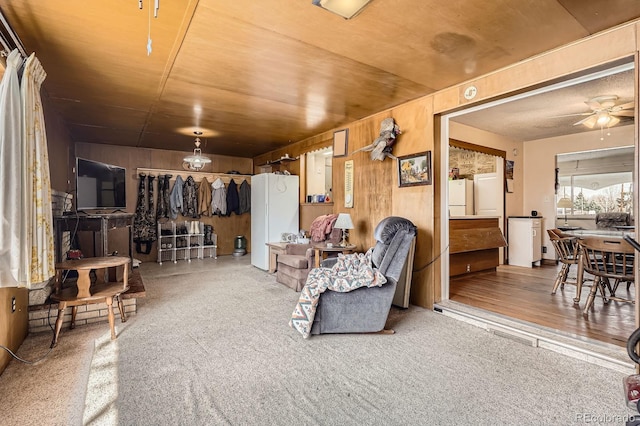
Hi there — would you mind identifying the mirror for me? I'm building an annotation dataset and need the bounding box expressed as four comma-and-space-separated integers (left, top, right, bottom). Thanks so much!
305, 147, 333, 202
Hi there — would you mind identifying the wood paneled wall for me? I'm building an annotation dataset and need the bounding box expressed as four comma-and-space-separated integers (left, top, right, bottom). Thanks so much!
43, 92, 74, 192
75, 143, 254, 260
0, 287, 28, 374
253, 21, 640, 309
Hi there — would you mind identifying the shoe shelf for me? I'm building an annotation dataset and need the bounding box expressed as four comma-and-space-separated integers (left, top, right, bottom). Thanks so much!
157, 221, 217, 264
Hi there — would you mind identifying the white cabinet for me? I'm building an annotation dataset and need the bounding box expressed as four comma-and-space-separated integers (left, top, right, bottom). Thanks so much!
157, 221, 217, 264
508, 217, 542, 267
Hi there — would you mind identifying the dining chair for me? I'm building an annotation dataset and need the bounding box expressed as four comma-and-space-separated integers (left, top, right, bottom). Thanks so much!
578, 236, 635, 316
547, 229, 581, 294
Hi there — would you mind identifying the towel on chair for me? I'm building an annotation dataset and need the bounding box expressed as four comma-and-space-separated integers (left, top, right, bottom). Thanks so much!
289, 249, 386, 338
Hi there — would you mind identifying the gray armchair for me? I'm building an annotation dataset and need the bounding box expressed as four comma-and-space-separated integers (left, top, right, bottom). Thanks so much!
310, 216, 417, 335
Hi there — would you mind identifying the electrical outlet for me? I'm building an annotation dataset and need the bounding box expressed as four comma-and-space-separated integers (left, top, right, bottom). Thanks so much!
542, 246, 547, 254
11, 296, 16, 312
466, 264, 471, 272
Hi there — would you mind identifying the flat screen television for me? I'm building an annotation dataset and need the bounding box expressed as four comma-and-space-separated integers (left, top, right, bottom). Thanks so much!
76, 157, 126, 211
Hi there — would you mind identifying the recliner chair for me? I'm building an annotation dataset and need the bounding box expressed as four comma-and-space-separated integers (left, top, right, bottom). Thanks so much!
310, 216, 417, 335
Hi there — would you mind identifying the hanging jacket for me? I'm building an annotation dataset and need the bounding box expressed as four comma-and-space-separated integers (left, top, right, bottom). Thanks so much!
198, 177, 212, 217
183, 175, 199, 218
211, 177, 227, 216
238, 179, 251, 214
156, 174, 172, 219
145, 174, 157, 241
133, 173, 148, 242
226, 178, 240, 216
169, 175, 185, 219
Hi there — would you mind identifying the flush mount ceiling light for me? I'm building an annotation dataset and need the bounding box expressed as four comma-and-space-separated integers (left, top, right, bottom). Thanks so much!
312, 0, 373, 19
183, 131, 211, 171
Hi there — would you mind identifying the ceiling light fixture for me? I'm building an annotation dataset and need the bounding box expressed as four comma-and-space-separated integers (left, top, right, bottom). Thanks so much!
311, 0, 373, 19
183, 131, 211, 171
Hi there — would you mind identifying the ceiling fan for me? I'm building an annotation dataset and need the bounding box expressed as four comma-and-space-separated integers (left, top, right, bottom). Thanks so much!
569, 95, 635, 129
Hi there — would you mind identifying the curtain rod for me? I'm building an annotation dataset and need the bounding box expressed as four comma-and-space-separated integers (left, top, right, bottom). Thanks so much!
0, 8, 28, 59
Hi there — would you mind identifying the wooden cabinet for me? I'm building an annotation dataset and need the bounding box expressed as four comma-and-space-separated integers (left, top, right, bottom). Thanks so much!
449, 217, 506, 276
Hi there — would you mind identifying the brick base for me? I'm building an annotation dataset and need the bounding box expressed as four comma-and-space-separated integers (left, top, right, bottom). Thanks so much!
28, 298, 137, 334
28, 266, 146, 334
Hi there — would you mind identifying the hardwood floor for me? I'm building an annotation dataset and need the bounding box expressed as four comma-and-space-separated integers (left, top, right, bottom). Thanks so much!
449, 263, 636, 347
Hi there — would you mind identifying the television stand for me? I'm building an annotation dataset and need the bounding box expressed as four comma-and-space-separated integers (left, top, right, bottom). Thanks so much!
53, 212, 134, 263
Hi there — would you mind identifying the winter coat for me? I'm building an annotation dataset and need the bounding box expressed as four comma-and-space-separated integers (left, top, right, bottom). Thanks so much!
238, 180, 251, 214
169, 175, 185, 219
226, 179, 240, 216
198, 177, 212, 217
183, 176, 199, 218
211, 178, 227, 216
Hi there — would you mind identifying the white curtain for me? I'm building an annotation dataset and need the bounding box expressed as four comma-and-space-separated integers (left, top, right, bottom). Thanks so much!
0, 49, 25, 286
22, 53, 54, 285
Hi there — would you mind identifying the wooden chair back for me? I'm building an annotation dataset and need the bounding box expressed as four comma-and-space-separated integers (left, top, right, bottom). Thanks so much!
578, 237, 635, 282
547, 229, 579, 265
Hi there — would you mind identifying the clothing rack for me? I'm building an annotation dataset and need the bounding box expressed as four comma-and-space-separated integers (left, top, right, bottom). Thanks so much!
136, 168, 252, 184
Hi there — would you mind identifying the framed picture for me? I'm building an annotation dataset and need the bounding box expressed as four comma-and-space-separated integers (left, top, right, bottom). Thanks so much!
398, 151, 432, 187
333, 129, 348, 157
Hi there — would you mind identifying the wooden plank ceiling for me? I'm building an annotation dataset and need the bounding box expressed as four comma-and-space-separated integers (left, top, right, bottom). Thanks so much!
1, 0, 640, 158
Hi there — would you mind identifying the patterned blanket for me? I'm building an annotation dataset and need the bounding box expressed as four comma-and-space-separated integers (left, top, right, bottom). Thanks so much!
289, 249, 387, 338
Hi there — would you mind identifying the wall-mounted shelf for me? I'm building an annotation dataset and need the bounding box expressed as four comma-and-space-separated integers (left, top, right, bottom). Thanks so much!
260, 155, 298, 166
137, 167, 252, 184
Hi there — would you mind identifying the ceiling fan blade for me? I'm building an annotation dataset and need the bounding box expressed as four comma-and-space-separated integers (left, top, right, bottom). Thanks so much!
584, 101, 602, 111
551, 112, 592, 118
611, 110, 635, 117
613, 101, 635, 111
574, 115, 597, 128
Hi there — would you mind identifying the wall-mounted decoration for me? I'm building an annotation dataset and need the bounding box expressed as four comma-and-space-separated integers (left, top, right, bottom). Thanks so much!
333, 129, 348, 157
505, 160, 515, 193
398, 151, 432, 187
352, 117, 401, 161
344, 160, 354, 208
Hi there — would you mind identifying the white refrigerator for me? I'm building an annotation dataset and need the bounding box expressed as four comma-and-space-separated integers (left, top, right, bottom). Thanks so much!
251, 173, 300, 270
448, 179, 474, 216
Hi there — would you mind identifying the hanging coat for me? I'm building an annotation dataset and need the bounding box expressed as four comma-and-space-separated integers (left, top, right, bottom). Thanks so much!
133, 173, 156, 254
169, 175, 185, 219
211, 177, 227, 217
145, 174, 157, 241
238, 179, 251, 214
133, 173, 148, 242
183, 175, 199, 218
226, 179, 240, 216
156, 174, 172, 219
198, 176, 212, 217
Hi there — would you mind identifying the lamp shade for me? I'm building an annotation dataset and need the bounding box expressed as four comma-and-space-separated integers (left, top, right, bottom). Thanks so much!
557, 197, 572, 209
312, 0, 372, 19
334, 213, 354, 230
183, 137, 211, 171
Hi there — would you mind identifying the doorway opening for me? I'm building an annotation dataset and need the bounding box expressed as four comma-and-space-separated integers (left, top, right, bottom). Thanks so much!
438, 60, 636, 350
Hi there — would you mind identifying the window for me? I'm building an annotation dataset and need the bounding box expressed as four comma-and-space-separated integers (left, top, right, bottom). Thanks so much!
556, 146, 633, 217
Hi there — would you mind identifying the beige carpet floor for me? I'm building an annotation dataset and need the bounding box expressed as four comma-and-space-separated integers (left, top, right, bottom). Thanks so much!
0, 255, 637, 425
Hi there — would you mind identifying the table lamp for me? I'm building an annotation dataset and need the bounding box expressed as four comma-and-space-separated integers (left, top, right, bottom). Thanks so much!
557, 197, 572, 226
334, 213, 354, 247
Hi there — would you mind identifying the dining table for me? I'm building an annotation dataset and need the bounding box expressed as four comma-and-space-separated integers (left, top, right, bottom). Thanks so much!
563, 229, 635, 305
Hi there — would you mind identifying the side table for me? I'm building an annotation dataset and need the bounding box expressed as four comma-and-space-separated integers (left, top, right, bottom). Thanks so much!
51, 256, 131, 346
313, 244, 357, 268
